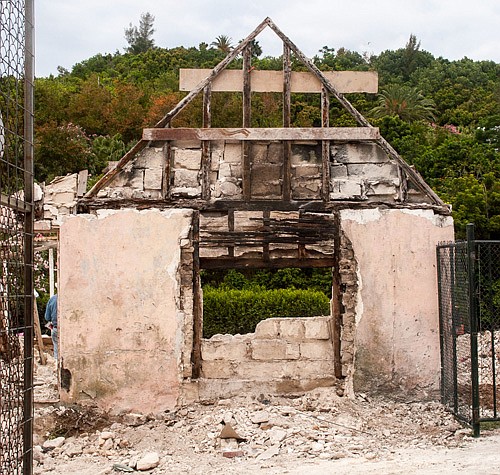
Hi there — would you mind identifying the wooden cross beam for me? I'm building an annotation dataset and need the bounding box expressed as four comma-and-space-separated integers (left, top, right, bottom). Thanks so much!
179, 69, 378, 94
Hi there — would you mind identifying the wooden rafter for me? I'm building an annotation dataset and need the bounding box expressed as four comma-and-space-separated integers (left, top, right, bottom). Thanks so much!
86, 17, 445, 208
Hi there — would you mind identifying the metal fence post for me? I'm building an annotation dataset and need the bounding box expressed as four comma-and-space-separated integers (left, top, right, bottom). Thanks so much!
467, 223, 480, 437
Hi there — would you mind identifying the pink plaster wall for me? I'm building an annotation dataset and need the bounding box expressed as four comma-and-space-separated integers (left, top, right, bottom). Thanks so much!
58, 209, 193, 413
340, 209, 454, 397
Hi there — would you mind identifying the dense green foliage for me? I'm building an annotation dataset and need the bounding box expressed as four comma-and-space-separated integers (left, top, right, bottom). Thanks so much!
33, 34, 500, 237
203, 287, 330, 337
201, 269, 332, 336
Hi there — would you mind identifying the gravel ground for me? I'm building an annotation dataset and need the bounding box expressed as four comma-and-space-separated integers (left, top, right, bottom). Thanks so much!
32, 356, 500, 474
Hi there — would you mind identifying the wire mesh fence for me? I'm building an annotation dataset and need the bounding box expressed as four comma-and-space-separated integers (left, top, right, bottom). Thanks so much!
437, 225, 500, 436
0, 0, 34, 473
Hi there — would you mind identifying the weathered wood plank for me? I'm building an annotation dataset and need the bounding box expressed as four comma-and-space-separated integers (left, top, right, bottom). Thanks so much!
321, 87, 330, 202
180, 69, 378, 94
283, 44, 292, 201
200, 256, 336, 270
191, 211, 202, 378
243, 46, 252, 127
143, 127, 380, 141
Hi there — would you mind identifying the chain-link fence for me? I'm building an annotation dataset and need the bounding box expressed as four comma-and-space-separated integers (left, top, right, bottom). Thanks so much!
437, 224, 500, 437
1, 0, 35, 473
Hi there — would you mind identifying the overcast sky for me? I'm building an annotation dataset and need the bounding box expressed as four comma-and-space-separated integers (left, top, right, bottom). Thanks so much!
35, 0, 500, 78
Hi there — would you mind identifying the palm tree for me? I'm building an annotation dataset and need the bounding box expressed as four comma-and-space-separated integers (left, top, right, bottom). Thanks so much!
211, 35, 233, 54
370, 84, 436, 122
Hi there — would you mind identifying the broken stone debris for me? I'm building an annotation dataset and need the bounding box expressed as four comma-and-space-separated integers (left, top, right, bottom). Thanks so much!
34, 386, 471, 474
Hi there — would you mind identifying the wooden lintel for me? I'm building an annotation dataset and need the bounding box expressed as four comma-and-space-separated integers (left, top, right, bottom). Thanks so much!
200, 257, 336, 270
180, 69, 378, 94
143, 127, 379, 142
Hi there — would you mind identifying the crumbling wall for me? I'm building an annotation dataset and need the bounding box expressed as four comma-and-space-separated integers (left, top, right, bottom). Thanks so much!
58, 208, 194, 413
198, 316, 338, 398
340, 208, 454, 397
96, 141, 432, 204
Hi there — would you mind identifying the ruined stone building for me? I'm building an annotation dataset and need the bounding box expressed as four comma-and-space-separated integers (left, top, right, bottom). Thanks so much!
50, 19, 454, 413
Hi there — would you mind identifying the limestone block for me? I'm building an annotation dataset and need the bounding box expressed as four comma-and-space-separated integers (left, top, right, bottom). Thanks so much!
365, 181, 398, 196
129, 170, 145, 190
267, 143, 283, 164
293, 164, 321, 178
229, 164, 242, 178
173, 169, 200, 188
347, 163, 399, 179
201, 360, 234, 379
345, 143, 388, 163
304, 318, 330, 340
49, 191, 76, 204
144, 168, 163, 190
202, 335, 250, 361
330, 164, 348, 178
255, 319, 280, 339
291, 144, 321, 165
218, 162, 231, 178
282, 360, 335, 379
251, 143, 269, 163
173, 149, 202, 170
330, 145, 348, 164
223, 143, 242, 164
251, 339, 300, 360
213, 181, 242, 198
300, 341, 334, 360
234, 246, 260, 257
134, 147, 165, 168
251, 180, 282, 197
279, 319, 305, 340
330, 179, 362, 199
292, 186, 317, 200
232, 361, 285, 380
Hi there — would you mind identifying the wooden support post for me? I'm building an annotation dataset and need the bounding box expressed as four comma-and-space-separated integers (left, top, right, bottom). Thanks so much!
242, 47, 252, 200
283, 43, 292, 201
191, 211, 202, 379
263, 209, 270, 262
331, 212, 343, 379
201, 84, 212, 200
228, 209, 235, 258
162, 141, 172, 199
321, 86, 331, 202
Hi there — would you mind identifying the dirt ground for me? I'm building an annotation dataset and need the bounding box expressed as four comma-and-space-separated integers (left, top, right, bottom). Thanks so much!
33, 356, 500, 475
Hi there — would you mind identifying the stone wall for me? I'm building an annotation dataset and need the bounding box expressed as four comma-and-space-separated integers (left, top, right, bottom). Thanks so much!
199, 316, 338, 398
340, 208, 455, 398
58, 208, 194, 413
96, 140, 432, 204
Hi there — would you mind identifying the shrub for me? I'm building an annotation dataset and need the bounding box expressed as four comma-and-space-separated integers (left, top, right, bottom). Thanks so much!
203, 287, 330, 338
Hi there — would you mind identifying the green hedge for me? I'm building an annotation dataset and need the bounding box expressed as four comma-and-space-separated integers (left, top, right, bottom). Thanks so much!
203, 287, 330, 338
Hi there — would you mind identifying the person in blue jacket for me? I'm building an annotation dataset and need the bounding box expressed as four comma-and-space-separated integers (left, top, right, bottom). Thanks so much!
45, 294, 58, 360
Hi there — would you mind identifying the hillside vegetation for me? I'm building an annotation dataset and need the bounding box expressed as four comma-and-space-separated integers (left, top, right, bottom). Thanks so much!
34, 36, 500, 238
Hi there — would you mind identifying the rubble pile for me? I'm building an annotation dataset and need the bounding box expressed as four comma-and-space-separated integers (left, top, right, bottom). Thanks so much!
33, 387, 470, 474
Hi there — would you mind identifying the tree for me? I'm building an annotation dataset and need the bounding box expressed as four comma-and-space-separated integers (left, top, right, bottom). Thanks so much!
211, 35, 233, 54
124, 12, 156, 54
370, 84, 436, 122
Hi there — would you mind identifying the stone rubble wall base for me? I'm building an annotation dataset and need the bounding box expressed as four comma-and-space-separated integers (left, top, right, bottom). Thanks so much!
198, 316, 339, 398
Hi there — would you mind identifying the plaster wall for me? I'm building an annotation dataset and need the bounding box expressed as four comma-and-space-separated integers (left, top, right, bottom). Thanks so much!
58, 208, 193, 413
340, 208, 454, 397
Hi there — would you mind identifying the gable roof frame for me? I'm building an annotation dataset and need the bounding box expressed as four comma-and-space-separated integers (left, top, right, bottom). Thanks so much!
86, 17, 445, 208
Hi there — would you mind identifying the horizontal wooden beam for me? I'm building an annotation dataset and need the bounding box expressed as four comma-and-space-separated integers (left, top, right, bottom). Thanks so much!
180, 69, 378, 94
143, 127, 379, 142
200, 256, 336, 270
